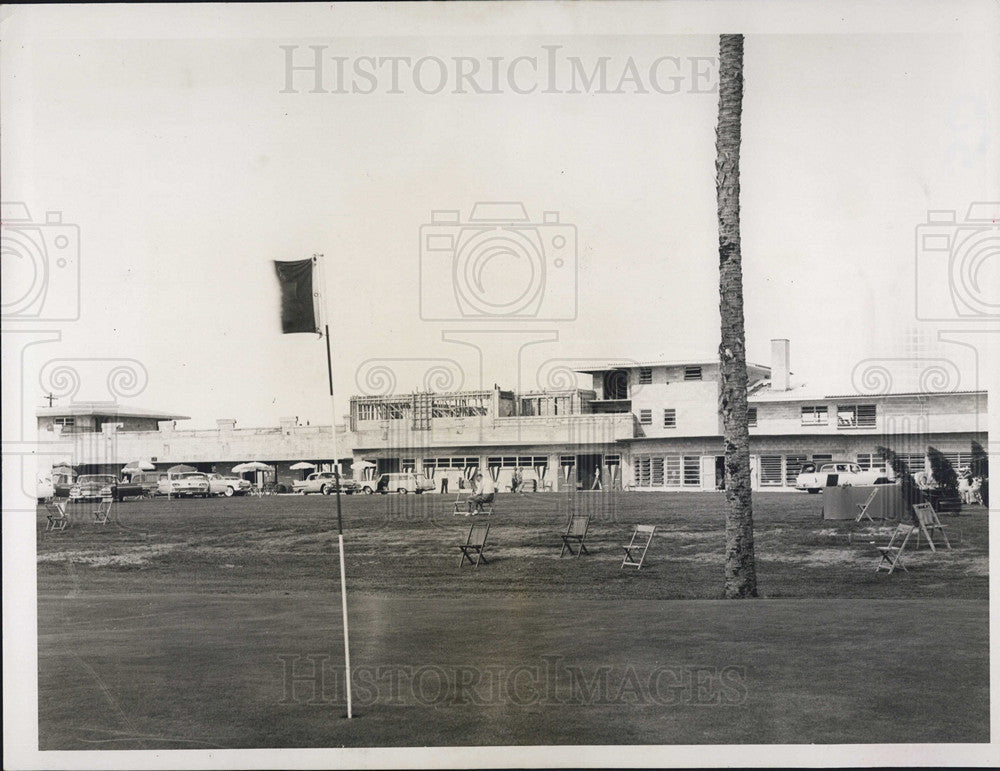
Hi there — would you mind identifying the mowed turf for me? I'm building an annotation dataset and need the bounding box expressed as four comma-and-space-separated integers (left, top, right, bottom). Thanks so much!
37, 491, 989, 747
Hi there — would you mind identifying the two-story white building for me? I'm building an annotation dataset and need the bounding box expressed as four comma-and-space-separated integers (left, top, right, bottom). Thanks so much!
348, 339, 988, 492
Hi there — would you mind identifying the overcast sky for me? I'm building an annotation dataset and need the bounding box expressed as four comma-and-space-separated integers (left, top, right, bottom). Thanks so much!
3, 3, 998, 430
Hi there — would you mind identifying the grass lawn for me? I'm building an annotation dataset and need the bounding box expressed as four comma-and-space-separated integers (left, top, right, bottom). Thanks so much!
36, 491, 989, 748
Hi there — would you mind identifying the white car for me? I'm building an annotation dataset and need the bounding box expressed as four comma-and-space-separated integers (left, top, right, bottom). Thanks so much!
207, 473, 251, 497
158, 472, 211, 498
794, 461, 886, 493
293, 472, 358, 495
359, 472, 435, 494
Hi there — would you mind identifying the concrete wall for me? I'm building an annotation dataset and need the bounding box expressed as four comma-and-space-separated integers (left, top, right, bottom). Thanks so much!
751, 392, 986, 438
351, 413, 634, 453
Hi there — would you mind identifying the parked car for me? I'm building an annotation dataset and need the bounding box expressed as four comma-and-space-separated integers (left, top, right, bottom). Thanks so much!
159, 472, 211, 498
293, 472, 359, 495
125, 471, 162, 498
359, 472, 435, 494
37, 476, 55, 501
69, 474, 119, 501
207, 473, 252, 497
794, 461, 887, 493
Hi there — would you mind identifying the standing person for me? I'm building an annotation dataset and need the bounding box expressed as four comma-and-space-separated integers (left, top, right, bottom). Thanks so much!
512, 466, 524, 495
467, 472, 495, 515
440, 472, 449, 495
592, 465, 602, 491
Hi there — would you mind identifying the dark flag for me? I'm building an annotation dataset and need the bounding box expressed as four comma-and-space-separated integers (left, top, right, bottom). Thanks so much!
274, 258, 318, 334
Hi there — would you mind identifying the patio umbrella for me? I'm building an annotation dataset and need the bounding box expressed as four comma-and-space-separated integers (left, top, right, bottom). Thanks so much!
122, 460, 155, 473
232, 461, 274, 473
291, 461, 316, 480
167, 464, 197, 475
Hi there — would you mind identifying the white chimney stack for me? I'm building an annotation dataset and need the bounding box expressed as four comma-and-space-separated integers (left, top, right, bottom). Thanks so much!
770, 338, 790, 392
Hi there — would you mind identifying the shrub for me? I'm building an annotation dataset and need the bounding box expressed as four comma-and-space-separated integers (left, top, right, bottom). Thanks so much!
927, 446, 958, 491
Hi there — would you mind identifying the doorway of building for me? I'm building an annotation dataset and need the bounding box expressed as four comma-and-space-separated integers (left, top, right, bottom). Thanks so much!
576, 454, 603, 490
715, 456, 726, 490
377, 458, 400, 476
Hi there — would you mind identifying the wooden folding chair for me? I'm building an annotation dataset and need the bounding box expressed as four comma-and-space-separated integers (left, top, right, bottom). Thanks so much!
912, 503, 951, 552
855, 488, 878, 523
621, 525, 655, 569
559, 514, 591, 557
45, 500, 69, 532
459, 522, 490, 567
874, 522, 916, 574
92, 496, 114, 525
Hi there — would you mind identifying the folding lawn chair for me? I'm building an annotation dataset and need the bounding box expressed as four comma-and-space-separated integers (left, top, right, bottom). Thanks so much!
92, 496, 114, 525
621, 524, 655, 569
855, 488, 878, 523
874, 522, 916, 574
45, 500, 68, 532
459, 522, 490, 567
560, 514, 590, 557
912, 502, 951, 552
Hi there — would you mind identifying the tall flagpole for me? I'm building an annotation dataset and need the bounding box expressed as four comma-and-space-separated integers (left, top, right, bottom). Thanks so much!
316, 253, 353, 720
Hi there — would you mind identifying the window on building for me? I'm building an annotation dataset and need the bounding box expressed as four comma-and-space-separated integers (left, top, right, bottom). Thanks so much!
53, 417, 75, 426
938, 451, 971, 470
638, 367, 652, 385
604, 454, 622, 465
633, 455, 664, 487
634, 456, 650, 486
683, 456, 701, 486
801, 406, 828, 426
899, 453, 926, 474
560, 455, 576, 466
604, 369, 629, 400
663, 409, 677, 428
785, 454, 807, 485
760, 455, 783, 486
812, 453, 833, 463
747, 408, 757, 427
837, 404, 876, 429
684, 366, 703, 381
665, 455, 681, 486
651, 457, 665, 486
856, 452, 884, 471
424, 456, 479, 469
639, 409, 652, 425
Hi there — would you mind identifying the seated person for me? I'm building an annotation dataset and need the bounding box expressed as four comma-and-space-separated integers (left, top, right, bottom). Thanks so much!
467, 472, 496, 514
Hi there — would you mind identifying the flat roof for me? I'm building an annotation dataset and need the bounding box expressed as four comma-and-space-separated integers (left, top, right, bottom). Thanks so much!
575, 359, 771, 374
37, 402, 190, 420
750, 386, 986, 402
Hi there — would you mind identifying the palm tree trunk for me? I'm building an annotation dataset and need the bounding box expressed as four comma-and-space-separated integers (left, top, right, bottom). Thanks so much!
716, 33, 757, 598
